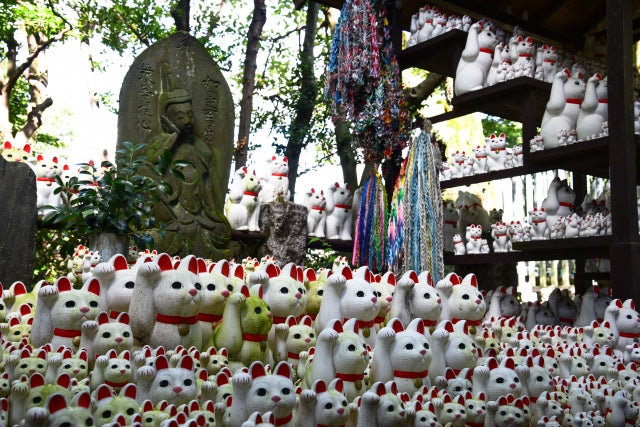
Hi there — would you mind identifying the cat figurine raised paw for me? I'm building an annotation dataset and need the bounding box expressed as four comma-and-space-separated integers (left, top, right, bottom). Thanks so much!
454, 22, 499, 95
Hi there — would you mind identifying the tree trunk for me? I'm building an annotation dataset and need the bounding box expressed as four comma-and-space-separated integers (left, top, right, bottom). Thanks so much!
0, 34, 19, 142
234, 0, 267, 168
171, 0, 191, 32
15, 32, 52, 145
334, 117, 358, 189
284, 0, 319, 199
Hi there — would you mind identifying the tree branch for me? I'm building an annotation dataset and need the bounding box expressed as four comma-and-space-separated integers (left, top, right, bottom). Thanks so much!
403, 72, 445, 112
6, 28, 71, 92
115, 12, 151, 47
234, 0, 267, 168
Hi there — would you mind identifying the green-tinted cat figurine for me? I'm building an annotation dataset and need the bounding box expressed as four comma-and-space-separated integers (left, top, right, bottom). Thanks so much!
211, 284, 273, 371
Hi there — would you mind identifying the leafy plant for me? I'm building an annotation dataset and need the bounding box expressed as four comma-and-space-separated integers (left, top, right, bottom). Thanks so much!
42, 141, 185, 256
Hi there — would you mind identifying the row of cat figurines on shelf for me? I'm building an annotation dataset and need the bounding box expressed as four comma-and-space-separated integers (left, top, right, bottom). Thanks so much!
440, 133, 523, 180
450, 207, 613, 257
1, 266, 640, 427
227, 162, 359, 241
453, 15, 607, 96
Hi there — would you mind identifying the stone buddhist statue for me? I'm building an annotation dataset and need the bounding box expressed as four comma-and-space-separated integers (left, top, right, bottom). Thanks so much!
117, 32, 234, 260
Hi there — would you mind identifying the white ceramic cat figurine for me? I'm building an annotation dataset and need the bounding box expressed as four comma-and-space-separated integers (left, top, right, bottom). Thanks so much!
428, 320, 480, 383
454, 22, 499, 95
369, 317, 432, 394
80, 311, 133, 369
491, 221, 511, 252
129, 253, 203, 350
540, 69, 586, 148
34, 154, 62, 212
486, 133, 507, 171
259, 155, 291, 203
541, 177, 576, 230
314, 265, 379, 348
296, 378, 350, 427
136, 354, 198, 406
471, 356, 525, 401
357, 382, 408, 427
487, 42, 506, 86
228, 166, 263, 231
538, 44, 558, 83
90, 349, 132, 392
511, 35, 536, 78
30, 276, 102, 350
303, 319, 370, 403
577, 73, 608, 141
453, 233, 466, 255
91, 253, 137, 320
249, 261, 307, 360
324, 182, 354, 240
230, 361, 296, 427
529, 207, 550, 240
305, 188, 327, 237
465, 224, 483, 254
603, 298, 640, 357
436, 272, 486, 328
472, 144, 488, 173
197, 259, 238, 345
450, 151, 466, 178
92, 383, 139, 426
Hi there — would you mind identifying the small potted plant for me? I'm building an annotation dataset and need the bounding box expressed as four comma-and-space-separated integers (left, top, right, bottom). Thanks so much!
42, 141, 185, 261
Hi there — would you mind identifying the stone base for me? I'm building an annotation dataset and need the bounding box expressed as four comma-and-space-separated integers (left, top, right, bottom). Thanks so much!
258, 202, 308, 267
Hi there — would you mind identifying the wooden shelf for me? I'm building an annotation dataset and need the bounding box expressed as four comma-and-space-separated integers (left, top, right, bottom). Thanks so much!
440, 166, 529, 189
307, 237, 354, 253
444, 236, 611, 265
397, 29, 467, 76
431, 77, 551, 125
512, 236, 611, 259
527, 135, 640, 179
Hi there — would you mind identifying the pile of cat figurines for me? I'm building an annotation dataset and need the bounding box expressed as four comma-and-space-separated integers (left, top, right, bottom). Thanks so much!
227, 157, 358, 241
447, 178, 613, 256
2, 242, 640, 426
437, 9, 634, 153
0, 141, 112, 217
439, 133, 524, 181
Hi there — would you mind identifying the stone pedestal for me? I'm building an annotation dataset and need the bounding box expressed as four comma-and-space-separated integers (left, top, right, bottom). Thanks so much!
0, 156, 36, 286
258, 202, 308, 267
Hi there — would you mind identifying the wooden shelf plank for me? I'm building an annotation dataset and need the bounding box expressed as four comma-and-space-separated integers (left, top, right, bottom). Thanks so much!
440, 166, 529, 189
307, 237, 354, 253
451, 77, 551, 124
397, 29, 467, 76
444, 236, 611, 264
